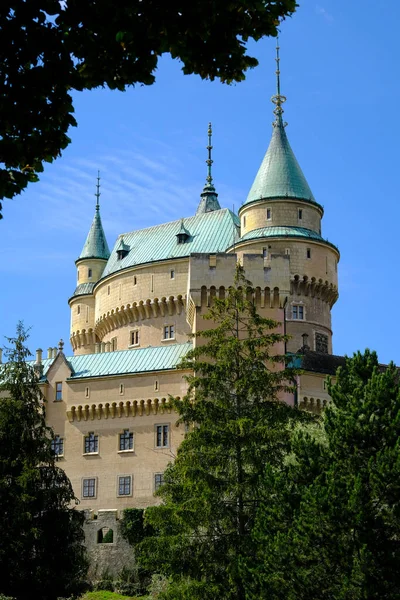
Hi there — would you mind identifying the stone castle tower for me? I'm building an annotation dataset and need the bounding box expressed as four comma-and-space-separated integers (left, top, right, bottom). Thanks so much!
68, 42, 339, 360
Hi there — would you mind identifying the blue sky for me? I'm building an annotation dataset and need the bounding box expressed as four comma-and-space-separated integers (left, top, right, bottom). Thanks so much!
0, 1, 398, 364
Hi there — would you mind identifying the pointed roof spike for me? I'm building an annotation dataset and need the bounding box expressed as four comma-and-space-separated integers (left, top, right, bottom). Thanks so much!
77, 173, 111, 261
196, 122, 222, 215
243, 37, 316, 206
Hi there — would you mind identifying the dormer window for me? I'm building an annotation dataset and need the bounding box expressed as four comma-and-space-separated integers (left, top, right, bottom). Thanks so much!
176, 219, 190, 244
116, 237, 130, 260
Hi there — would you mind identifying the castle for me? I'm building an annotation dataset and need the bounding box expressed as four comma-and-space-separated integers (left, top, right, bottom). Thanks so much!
27, 44, 341, 515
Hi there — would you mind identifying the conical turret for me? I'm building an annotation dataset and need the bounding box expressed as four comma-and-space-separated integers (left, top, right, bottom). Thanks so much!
78, 174, 110, 261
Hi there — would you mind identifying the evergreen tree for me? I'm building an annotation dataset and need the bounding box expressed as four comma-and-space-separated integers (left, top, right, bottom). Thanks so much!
0, 323, 88, 600
138, 267, 308, 599
246, 350, 400, 600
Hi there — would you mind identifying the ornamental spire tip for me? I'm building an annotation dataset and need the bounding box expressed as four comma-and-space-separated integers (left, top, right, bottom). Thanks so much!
271, 35, 288, 127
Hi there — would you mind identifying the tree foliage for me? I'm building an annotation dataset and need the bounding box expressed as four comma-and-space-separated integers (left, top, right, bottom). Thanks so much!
245, 350, 400, 599
0, 0, 297, 217
137, 267, 308, 599
0, 323, 88, 600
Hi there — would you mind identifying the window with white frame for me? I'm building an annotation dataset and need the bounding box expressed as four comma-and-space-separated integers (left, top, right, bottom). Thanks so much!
119, 429, 134, 451
130, 330, 139, 346
292, 305, 304, 320
51, 435, 64, 457
82, 478, 96, 498
118, 475, 132, 496
154, 473, 165, 491
84, 432, 98, 454
163, 325, 175, 340
55, 382, 62, 401
155, 424, 169, 448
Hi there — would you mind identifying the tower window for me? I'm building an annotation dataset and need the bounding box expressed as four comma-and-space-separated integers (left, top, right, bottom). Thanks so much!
118, 476, 132, 496
154, 473, 165, 491
292, 305, 304, 320
88, 268, 92, 278
51, 435, 64, 457
77, 270, 80, 281
84, 432, 99, 454
170, 269, 175, 279
263, 247, 268, 258
55, 382, 62, 401
108, 285, 110, 295
119, 383, 124, 395
77, 305, 81, 315
130, 330, 139, 346
154, 380, 159, 392
266, 208, 272, 221
163, 325, 175, 340
85, 386, 90, 398
155, 425, 169, 448
298, 208, 303, 220
111, 337, 117, 351
285, 248, 290, 255
243, 216, 246, 228
119, 430, 134, 451
307, 248, 311, 259
133, 276, 137, 286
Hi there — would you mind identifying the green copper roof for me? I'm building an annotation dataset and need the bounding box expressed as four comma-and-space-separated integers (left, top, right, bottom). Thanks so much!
32, 342, 192, 381
230, 225, 339, 253
102, 208, 239, 278
69, 282, 95, 301
244, 120, 315, 205
78, 206, 110, 262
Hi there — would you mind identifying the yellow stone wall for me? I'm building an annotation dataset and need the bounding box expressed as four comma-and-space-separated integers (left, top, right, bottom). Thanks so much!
239, 199, 323, 236
44, 356, 189, 511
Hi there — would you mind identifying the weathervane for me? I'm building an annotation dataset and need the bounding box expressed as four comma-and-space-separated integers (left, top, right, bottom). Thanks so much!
271, 35, 288, 127
95, 170, 101, 209
206, 122, 214, 186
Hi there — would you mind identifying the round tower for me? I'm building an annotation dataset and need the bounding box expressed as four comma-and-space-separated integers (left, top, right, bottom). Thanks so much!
237, 39, 339, 355
69, 174, 111, 355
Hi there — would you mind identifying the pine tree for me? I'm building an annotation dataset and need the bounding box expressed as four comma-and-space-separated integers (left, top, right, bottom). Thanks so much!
0, 323, 88, 600
246, 350, 400, 600
138, 267, 308, 600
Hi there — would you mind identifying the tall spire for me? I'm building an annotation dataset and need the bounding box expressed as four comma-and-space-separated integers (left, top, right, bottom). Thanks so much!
77, 172, 110, 261
243, 37, 315, 206
196, 122, 221, 215
95, 170, 101, 210
271, 36, 287, 127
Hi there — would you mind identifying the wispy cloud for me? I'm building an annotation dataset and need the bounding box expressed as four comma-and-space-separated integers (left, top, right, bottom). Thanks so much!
32, 138, 243, 245
315, 5, 334, 23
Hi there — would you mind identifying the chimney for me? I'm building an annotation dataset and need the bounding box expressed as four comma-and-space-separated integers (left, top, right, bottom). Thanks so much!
47, 347, 53, 359
35, 348, 43, 366
53, 346, 57, 358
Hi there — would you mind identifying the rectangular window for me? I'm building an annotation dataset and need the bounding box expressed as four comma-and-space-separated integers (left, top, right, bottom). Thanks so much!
292, 305, 304, 320
298, 208, 303, 220
163, 325, 175, 340
108, 285, 110, 295
118, 476, 132, 496
82, 478, 96, 498
84, 432, 99, 454
85, 386, 90, 398
77, 305, 81, 315
307, 248, 311, 259
133, 276, 137, 286
119, 429, 134, 451
154, 473, 165, 491
130, 330, 139, 346
55, 382, 62, 401
266, 208, 271, 220
263, 247, 268, 259
51, 435, 64, 457
243, 216, 246, 228
88, 268, 92, 278
315, 332, 329, 354
156, 424, 169, 448
111, 337, 117, 351
119, 383, 124, 395
170, 269, 175, 279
